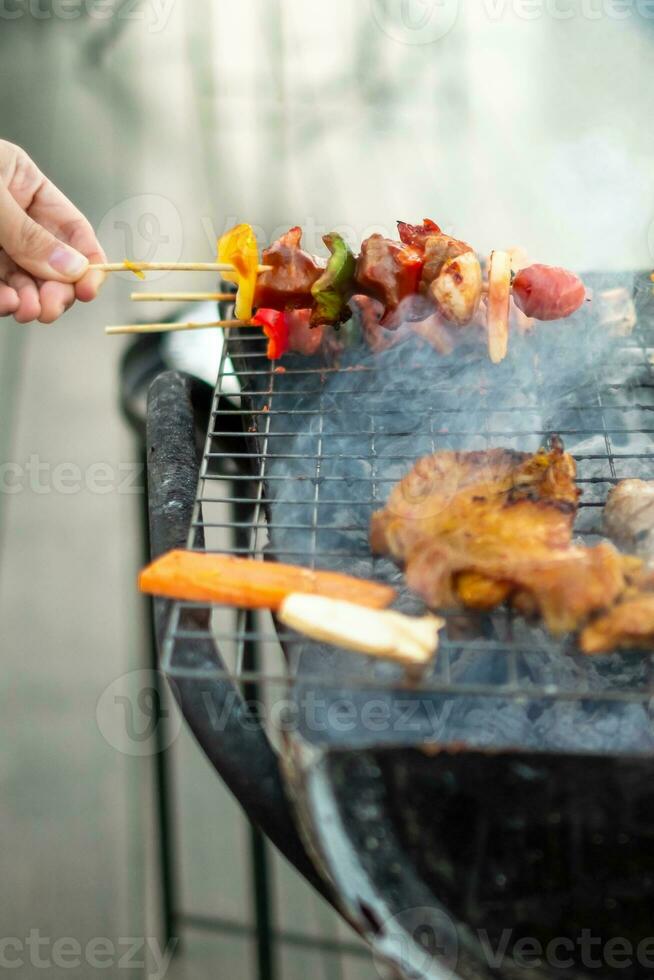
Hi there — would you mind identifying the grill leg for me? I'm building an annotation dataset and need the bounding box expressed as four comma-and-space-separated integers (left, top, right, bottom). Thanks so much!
235, 474, 277, 980
242, 608, 278, 980
143, 449, 180, 953
150, 660, 180, 953
249, 823, 276, 980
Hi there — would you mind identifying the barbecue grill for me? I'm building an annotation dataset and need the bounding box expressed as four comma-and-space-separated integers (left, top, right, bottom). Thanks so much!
147, 270, 654, 980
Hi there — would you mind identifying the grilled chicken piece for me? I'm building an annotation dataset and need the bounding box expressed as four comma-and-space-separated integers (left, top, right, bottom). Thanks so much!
603, 479, 654, 560
370, 445, 629, 634
254, 227, 322, 311
414, 232, 482, 326
580, 593, 654, 654
577, 481, 654, 653
431, 251, 483, 326
419, 233, 472, 290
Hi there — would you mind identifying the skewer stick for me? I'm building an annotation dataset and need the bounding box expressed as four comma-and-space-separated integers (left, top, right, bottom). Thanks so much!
105, 319, 256, 336
90, 261, 272, 274
130, 292, 236, 303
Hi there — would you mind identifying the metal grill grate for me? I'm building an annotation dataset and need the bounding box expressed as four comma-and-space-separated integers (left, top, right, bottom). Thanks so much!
162, 274, 654, 712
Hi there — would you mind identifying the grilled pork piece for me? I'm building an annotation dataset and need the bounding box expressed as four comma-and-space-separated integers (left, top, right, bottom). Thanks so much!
603, 479, 654, 560
254, 227, 322, 310
370, 445, 630, 634
355, 235, 422, 323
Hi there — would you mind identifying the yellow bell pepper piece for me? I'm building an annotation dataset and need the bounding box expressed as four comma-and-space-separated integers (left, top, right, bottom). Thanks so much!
217, 223, 259, 320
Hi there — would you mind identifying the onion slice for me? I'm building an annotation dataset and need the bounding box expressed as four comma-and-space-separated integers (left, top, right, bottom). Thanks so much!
487, 250, 511, 363
278, 593, 444, 669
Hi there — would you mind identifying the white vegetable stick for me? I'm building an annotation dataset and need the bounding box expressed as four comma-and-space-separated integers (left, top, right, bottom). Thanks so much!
278, 594, 444, 667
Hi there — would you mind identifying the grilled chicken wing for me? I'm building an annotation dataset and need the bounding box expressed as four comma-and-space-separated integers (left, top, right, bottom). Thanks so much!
370, 445, 630, 634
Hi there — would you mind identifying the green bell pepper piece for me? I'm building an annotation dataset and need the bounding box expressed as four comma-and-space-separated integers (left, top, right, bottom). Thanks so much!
311, 233, 356, 326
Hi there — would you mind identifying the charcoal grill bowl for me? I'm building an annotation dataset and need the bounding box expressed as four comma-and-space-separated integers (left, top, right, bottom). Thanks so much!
285, 739, 654, 980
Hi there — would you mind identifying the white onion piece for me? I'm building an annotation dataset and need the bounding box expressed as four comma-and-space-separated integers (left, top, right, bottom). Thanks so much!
487, 249, 511, 363
278, 593, 444, 667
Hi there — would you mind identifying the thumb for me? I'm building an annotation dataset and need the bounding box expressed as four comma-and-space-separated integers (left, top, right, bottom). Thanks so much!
0, 182, 88, 282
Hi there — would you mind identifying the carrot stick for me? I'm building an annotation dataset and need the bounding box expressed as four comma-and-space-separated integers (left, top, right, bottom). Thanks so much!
139, 550, 396, 610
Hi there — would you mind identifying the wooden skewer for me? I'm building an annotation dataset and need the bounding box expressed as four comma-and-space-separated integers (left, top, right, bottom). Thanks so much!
90, 261, 272, 274
105, 319, 256, 336
131, 292, 236, 303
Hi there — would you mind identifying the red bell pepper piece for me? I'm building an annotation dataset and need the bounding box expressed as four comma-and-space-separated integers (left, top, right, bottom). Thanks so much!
252, 308, 290, 360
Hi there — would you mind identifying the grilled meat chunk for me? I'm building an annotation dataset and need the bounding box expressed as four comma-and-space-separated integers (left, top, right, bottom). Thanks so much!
350, 295, 407, 353
355, 235, 422, 324
414, 232, 482, 326
581, 592, 654, 654
286, 309, 324, 356
370, 445, 629, 634
578, 480, 654, 653
431, 251, 483, 326
254, 227, 322, 311
419, 233, 472, 292
397, 218, 442, 251
350, 295, 453, 355
603, 479, 654, 560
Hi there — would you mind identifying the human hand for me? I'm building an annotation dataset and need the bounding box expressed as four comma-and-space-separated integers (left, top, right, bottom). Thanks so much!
0, 140, 106, 324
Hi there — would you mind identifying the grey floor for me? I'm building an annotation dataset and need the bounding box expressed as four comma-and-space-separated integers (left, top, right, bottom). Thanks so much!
1, 4, 652, 978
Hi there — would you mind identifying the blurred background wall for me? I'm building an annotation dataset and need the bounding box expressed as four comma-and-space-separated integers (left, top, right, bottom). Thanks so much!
0, 2, 652, 978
